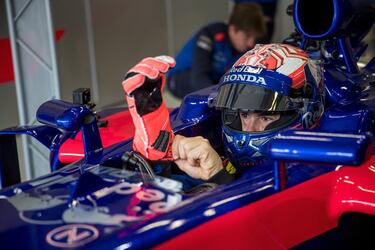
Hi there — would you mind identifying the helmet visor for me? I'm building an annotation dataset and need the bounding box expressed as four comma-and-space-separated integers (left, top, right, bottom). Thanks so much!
214, 83, 296, 112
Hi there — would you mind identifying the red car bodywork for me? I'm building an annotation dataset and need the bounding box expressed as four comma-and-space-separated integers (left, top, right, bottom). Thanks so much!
156, 156, 375, 249
59, 110, 135, 163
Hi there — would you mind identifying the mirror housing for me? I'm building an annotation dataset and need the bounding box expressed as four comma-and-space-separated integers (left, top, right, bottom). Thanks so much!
37, 99, 95, 132
37, 99, 103, 165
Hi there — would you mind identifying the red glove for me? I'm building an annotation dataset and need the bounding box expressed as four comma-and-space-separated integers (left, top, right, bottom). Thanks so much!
122, 56, 176, 161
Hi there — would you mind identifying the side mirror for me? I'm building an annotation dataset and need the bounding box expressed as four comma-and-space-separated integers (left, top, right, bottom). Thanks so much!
269, 130, 371, 190
37, 99, 103, 165
37, 99, 95, 132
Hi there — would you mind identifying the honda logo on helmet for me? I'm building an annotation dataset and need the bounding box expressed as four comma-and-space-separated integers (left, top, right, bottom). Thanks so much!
223, 73, 267, 86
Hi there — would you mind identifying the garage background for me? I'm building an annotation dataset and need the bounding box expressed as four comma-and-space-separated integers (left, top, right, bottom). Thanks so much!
0, 0, 301, 179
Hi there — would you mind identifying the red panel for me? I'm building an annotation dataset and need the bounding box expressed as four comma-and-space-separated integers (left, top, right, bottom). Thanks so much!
59, 110, 135, 163
55, 29, 65, 41
0, 29, 65, 84
0, 38, 14, 84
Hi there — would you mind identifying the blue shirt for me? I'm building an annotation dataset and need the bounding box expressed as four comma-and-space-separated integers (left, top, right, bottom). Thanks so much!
168, 22, 242, 97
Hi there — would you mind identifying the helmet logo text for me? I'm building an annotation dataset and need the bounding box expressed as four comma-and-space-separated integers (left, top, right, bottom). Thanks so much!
223, 74, 266, 85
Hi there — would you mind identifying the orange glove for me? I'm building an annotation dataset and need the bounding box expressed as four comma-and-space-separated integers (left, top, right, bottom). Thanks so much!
122, 56, 176, 161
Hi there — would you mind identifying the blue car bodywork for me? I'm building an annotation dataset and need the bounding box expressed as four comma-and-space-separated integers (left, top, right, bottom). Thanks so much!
0, 0, 374, 249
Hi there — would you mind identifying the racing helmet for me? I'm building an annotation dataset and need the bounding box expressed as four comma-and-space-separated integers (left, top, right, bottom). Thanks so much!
213, 43, 324, 168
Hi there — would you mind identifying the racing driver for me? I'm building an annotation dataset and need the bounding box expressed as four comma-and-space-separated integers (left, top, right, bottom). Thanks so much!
122, 43, 324, 185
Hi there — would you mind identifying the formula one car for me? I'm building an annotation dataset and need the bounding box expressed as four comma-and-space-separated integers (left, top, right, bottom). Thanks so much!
0, 0, 375, 249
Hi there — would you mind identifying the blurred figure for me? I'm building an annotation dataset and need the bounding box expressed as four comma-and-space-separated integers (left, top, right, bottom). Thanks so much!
232, 0, 277, 43
167, 2, 266, 99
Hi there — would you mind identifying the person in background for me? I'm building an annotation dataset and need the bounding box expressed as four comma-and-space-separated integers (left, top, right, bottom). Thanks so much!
167, 2, 267, 99
232, 0, 277, 43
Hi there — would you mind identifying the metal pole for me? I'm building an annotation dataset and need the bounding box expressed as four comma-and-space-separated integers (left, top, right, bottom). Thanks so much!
5, 0, 32, 180
45, 0, 61, 99
165, 0, 175, 56
84, 0, 100, 104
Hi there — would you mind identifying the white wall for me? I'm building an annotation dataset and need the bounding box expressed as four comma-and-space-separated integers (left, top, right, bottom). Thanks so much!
0, 0, 298, 129
52, 0, 229, 108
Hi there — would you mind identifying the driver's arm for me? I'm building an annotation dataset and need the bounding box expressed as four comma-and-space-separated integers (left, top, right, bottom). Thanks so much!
172, 135, 237, 184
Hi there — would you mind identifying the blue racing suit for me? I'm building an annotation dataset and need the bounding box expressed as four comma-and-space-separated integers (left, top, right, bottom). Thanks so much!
167, 22, 242, 99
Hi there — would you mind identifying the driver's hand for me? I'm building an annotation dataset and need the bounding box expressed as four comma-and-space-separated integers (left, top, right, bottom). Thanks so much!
172, 135, 223, 180
121, 56, 176, 161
